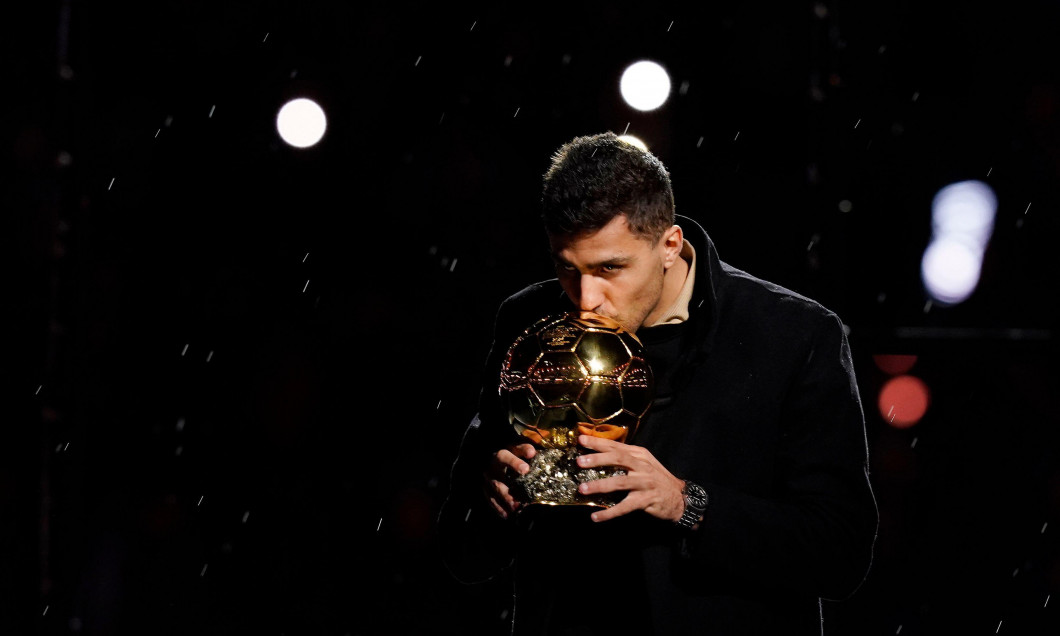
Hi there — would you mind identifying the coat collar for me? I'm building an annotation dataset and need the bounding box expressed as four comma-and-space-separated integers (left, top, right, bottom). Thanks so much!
674, 213, 721, 357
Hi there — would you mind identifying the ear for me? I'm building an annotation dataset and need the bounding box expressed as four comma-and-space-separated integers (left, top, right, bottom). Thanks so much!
660, 224, 684, 268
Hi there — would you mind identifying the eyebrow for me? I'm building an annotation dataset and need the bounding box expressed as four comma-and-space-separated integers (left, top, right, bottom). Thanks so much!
551, 254, 634, 269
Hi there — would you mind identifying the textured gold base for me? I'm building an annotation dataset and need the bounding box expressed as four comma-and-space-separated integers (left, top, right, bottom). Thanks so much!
513, 447, 626, 508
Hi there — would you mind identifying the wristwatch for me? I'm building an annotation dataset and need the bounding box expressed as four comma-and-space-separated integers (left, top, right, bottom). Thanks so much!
675, 480, 708, 530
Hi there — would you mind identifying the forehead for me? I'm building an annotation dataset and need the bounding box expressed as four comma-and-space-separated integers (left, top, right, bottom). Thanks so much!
548, 215, 654, 261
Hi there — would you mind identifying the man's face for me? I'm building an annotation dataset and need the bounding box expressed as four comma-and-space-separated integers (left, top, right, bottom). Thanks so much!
548, 215, 678, 333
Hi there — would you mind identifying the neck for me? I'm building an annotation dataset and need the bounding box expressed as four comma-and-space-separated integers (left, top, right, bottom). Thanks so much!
643, 255, 690, 327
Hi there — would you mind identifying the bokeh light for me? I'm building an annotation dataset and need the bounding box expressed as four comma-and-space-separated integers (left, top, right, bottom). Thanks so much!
619, 60, 672, 111
921, 236, 983, 305
931, 180, 997, 250
617, 134, 648, 151
873, 354, 918, 375
276, 97, 327, 148
921, 179, 997, 306
878, 374, 930, 428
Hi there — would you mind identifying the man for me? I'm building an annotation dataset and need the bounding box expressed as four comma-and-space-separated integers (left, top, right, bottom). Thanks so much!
438, 132, 878, 634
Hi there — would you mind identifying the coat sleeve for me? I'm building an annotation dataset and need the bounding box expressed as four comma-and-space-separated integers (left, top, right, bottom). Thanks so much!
678, 311, 879, 600
435, 294, 535, 584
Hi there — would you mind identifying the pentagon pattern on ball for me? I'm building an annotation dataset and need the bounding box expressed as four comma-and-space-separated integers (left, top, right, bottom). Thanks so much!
499, 311, 655, 448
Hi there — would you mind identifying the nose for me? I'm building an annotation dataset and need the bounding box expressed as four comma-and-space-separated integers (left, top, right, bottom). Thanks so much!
577, 275, 604, 312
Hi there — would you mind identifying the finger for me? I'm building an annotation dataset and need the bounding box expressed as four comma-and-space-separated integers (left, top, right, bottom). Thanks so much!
496, 449, 533, 475
589, 496, 639, 523
577, 434, 623, 452
488, 478, 521, 511
578, 473, 634, 496
575, 450, 631, 471
511, 443, 537, 460
488, 497, 509, 520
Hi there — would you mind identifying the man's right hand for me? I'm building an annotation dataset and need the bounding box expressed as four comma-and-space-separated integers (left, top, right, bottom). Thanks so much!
483, 443, 536, 519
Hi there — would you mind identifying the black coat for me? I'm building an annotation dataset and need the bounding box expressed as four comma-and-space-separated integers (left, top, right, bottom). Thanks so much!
438, 215, 879, 635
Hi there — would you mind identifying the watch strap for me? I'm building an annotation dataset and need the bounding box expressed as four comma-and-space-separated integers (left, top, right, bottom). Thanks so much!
675, 480, 707, 530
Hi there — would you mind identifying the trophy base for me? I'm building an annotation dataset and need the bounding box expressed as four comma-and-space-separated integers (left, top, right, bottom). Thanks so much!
513, 447, 626, 508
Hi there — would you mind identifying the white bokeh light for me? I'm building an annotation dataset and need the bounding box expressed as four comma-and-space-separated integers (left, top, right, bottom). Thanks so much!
276, 98, 327, 148
921, 236, 983, 305
617, 134, 648, 151
619, 60, 671, 112
931, 180, 997, 250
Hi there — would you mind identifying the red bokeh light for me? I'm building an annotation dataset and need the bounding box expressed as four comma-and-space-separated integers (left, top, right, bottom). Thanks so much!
873, 354, 918, 375
878, 374, 930, 428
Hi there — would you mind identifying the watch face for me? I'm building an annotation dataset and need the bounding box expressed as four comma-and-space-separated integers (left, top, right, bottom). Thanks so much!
685, 482, 708, 509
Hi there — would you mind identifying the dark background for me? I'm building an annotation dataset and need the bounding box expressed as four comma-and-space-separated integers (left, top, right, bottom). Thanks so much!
4, 1, 1059, 634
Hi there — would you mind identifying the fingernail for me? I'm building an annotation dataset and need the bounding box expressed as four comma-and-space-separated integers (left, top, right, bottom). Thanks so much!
578, 483, 588, 493
590, 513, 599, 522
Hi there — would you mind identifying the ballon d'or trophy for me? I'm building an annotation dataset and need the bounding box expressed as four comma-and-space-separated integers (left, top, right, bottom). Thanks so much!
498, 311, 654, 507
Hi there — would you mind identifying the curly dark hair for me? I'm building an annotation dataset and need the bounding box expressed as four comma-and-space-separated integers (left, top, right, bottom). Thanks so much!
541, 132, 675, 242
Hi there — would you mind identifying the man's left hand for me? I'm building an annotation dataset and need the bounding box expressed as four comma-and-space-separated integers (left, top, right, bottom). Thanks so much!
575, 434, 686, 523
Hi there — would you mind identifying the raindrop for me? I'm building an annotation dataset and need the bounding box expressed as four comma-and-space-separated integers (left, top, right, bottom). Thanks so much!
36, 385, 42, 395
697, 136, 704, 148
377, 518, 383, 532
198, 495, 204, 507
206, 350, 214, 362
242, 511, 250, 523
108, 177, 115, 191
200, 564, 208, 576
208, 105, 216, 118
181, 343, 189, 357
